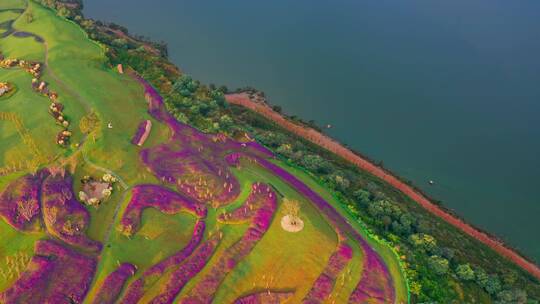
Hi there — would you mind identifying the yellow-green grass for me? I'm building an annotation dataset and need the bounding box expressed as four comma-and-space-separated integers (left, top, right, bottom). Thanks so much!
0, 0, 25, 10
269, 159, 409, 303
0, 25, 45, 62
0, 10, 19, 26
0, 68, 58, 169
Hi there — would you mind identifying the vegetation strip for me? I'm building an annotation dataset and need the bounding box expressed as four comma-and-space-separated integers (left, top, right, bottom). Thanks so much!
182, 183, 278, 303
91, 262, 137, 304
302, 242, 353, 303
226, 92, 540, 281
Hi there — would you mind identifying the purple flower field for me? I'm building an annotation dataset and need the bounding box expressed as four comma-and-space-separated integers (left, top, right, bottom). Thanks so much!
0, 170, 48, 232
182, 183, 277, 303
0, 239, 96, 304
41, 172, 102, 252
119, 184, 207, 236
302, 242, 353, 303
234, 291, 295, 303
91, 263, 136, 304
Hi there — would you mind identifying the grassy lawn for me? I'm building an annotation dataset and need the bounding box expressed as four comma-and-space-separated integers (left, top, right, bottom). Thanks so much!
0, 0, 25, 10
268, 159, 409, 303
0, 68, 57, 169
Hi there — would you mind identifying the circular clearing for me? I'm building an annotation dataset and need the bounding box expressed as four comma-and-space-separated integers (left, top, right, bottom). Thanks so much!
281, 215, 304, 233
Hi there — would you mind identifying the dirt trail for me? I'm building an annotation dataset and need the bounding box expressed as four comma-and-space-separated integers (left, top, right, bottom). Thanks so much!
226, 92, 540, 281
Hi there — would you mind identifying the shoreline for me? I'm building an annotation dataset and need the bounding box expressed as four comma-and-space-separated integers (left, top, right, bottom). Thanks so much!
225, 92, 540, 281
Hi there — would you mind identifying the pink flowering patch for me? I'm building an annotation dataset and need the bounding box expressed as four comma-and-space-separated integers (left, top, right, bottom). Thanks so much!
92, 263, 137, 304
218, 182, 274, 223
182, 184, 277, 303
146, 234, 221, 304
0, 170, 48, 232
41, 172, 102, 252
0, 239, 96, 303
119, 184, 206, 236
302, 243, 353, 303
348, 242, 395, 304
234, 291, 295, 304
132, 74, 274, 209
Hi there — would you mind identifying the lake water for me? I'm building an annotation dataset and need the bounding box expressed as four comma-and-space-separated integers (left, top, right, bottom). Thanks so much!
84, 0, 540, 262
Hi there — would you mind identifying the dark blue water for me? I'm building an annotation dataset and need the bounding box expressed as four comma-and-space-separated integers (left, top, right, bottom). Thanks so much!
84, 0, 540, 261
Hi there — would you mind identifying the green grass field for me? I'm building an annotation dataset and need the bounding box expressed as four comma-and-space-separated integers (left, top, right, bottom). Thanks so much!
0, 1, 408, 303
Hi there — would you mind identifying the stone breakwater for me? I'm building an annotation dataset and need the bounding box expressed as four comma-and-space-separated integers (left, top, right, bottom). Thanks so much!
119, 184, 207, 236
182, 183, 278, 303
0, 170, 49, 232
91, 263, 137, 304
119, 220, 206, 304
0, 239, 96, 304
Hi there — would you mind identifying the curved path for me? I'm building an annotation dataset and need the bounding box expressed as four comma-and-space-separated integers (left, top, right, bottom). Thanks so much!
226, 92, 540, 281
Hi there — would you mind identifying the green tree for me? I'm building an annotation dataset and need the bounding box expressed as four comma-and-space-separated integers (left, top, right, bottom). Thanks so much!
56, 6, 72, 18
485, 275, 502, 295
301, 154, 330, 174
79, 110, 101, 142
409, 233, 438, 253
496, 289, 527, 304
353, 189, 371, 205
475, 267, 489, 287
428, 255, 449, 275
219, 114, 233, 131
112, 38, 129, 49
456, 264, 475, 281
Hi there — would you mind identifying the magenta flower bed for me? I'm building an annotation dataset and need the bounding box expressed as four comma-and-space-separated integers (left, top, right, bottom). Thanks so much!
234, 291, 295, 304
0, 239, 96, 303
91, 263, 136, 304
302, 243, 353, 303
218, 182, 273, 223
140, 145, 242, 206
0, 170, 48, 232
131, 120, 152, 146
119, 184, 206, 236
120, 220, 206, 304
131, 73, 275, 209
145, 234, 221, 304
348, 243, 395, 303
182, 184, 277, 303
41, 172, 102, 252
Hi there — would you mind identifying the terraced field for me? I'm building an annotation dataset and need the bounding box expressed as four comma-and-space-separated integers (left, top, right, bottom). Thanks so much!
0, 1, 408, 303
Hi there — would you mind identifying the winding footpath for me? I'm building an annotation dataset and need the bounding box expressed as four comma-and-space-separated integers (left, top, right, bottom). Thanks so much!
226, 92, 540, 281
